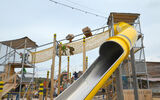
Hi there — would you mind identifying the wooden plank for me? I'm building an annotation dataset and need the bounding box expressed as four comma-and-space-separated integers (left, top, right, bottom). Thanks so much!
39, 83, 43, 100
0, 73, 6, 81
83, 37, 86, 73
50, 34, 56, 100
27, 86, 31, 100
2, 83, 17, 96
57, 42, 62, 95
86, 56, 88, 70
67, 56, 69, 80
45, 71, 49, 100
3, 72, 20, 83
7, 63, 33, 68
123, 89, 152, 100
107, 12, 140, 25
123, 90, 134, 100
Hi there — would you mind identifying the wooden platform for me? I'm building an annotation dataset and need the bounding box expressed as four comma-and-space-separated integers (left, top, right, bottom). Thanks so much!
7, 63, 33, 68
3, 63, 32, 82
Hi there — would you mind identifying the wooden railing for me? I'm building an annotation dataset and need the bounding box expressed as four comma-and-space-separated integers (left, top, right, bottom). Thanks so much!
0, 73, 7, 81
3, 71, 20, 84
0, 71, 21, 99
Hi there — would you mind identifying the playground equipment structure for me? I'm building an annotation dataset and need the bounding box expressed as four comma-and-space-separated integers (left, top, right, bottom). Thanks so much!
55, 21, 138, 100
0, 37, 37, 99
0, 12, 152, 100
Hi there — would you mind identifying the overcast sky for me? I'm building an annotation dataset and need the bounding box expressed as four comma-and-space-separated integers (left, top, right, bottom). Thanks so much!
0, 0, 160, 77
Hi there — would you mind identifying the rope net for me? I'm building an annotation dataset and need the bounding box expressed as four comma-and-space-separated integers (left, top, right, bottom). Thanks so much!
30, 30, 110, 63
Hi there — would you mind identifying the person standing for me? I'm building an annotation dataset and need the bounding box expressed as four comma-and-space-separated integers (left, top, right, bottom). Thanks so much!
73, 71, 78, 80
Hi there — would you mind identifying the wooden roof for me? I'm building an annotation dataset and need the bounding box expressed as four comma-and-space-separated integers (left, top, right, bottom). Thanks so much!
107, 12, 140, 25
140, 77, 160, 82
0, 37, 38, 49
146, 61, 160, 77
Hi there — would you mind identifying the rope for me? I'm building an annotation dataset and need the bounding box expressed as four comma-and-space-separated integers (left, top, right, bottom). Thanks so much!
64, 0, 106, 15
49, 0, 107, 19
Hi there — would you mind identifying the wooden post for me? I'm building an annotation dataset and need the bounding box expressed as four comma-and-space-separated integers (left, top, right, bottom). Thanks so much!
115, 67, 124, 100
45, 71, 50, 100
0, 81, 4, 100
83, 37, 86, 73
50, 34, 56, 100
57, 42, 62, 95
14, 75, 17, 86
105, 87, 108, 100
86, 56, 88, 70
107, 85, 112, 100
69, 72, 71, 81
27, 86, 31, 100
39, 83, 43, 100
67, 56, 70, 80
130, 48, 139, 100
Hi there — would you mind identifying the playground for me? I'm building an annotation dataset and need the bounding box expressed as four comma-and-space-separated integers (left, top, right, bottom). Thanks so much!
1, 0, 160, 100
0, 12, 159, 100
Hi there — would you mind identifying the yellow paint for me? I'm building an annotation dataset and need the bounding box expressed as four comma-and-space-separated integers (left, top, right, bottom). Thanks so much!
40, 83, 43, 86
83, 36, 86, 43
68, 56, 70, 62
39, 83, 44, 95
86, 56, 88, 60
69, 72, 71, 79
0, 81, 4, 84
85, 22, 138, 100
54, 33, 56, 38
47, 71, 49, 76
0, 81, 4, 92
39, 92, 43, 95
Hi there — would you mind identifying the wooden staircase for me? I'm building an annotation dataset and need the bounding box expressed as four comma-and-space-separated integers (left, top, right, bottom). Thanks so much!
0, 71, 20, 98
2, 83, 17, 97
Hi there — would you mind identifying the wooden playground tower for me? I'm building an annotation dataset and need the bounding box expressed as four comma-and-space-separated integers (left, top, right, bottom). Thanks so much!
0, 37, 38, 99
102, 12, 152, 100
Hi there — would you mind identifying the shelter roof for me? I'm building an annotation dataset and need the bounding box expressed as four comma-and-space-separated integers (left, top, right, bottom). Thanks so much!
146, 61, 160, 77
140, 78, 160, 82
107, 12, 140, 25
0, 37, 38, 49
146, 61, 160, 64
